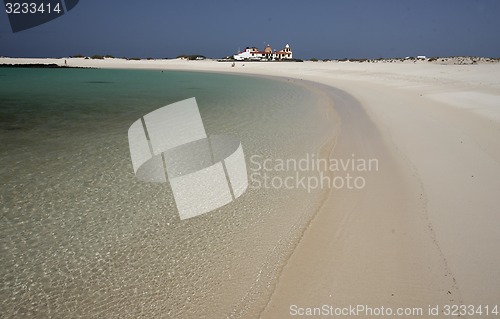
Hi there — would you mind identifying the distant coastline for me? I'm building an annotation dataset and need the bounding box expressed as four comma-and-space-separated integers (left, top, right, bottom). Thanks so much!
1, 56, 499, 67
0, 63, 91, 69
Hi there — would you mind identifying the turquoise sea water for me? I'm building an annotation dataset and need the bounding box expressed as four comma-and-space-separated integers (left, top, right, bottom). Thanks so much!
0, 68, 334, 318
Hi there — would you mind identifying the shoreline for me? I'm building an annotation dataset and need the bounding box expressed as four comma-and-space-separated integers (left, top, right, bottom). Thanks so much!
3, 57, 500, 316
260, 81, 461, 317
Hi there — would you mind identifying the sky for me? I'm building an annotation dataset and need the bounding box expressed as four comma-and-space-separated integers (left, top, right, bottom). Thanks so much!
1, 0, 499, 59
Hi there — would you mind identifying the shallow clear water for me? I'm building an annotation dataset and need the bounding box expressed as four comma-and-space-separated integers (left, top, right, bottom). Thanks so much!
0, 68, 334, 318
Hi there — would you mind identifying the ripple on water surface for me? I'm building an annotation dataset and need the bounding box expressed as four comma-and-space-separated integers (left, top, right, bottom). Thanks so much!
0, 69, 335, 318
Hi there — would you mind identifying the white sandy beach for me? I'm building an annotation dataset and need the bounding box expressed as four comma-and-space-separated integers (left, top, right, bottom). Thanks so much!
3, 57, 500, 317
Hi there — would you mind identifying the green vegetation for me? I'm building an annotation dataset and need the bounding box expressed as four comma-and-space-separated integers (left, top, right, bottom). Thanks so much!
73, 54, 114, 59
349, 58, 368, 62
176, 54, 206, 60
309, 58, 318, 62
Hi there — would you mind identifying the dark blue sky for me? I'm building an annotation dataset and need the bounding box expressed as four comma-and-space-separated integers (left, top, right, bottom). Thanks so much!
1, 0, 499, 59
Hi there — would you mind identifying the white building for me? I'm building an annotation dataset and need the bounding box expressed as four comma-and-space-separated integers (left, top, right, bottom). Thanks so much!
233, 44, 293, 61
233, 47, 261, 61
